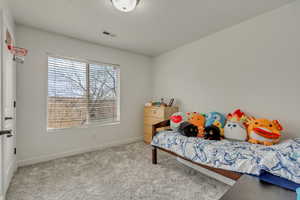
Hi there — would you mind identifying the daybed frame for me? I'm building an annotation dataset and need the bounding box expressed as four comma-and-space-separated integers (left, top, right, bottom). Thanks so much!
151, 120, 242, 181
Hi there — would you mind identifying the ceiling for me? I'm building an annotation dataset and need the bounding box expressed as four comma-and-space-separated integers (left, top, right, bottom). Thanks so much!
9, 0, 294, 56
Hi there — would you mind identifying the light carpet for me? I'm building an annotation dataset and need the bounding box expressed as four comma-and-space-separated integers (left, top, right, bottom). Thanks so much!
7, 142, 230, 200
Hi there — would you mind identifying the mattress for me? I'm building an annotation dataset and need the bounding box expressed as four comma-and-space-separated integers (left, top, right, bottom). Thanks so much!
151, 131, 300, 184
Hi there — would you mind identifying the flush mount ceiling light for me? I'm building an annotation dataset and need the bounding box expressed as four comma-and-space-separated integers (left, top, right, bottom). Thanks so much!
111, 0, 140, 12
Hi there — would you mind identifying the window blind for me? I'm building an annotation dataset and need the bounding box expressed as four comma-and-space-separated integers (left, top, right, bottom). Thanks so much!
47, 56, 120, 130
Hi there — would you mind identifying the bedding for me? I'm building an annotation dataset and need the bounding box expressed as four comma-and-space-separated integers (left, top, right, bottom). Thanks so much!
151, 131, 300, 184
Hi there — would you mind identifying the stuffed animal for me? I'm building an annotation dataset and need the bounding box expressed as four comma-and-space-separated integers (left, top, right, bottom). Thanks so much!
205, 112, 226, 127
204, 126, 221, 140
227, 109, 247, 123
213, 121, 224, 136
187, 112, 206, 137
224, 109, 248, 141
204, 112, 226, 137
170, 112, 188, 131
247, 118, 283, 146
178, 122, 198, 137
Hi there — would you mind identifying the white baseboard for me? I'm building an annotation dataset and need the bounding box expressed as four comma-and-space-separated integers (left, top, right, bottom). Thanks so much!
18, 136, 143, 167
1, 159, 17, 200
177, 158, 236, 186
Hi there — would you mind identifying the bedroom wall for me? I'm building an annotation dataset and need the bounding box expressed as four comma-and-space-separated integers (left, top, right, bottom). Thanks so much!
16, 25, 152, 165
153, 1, 300, 139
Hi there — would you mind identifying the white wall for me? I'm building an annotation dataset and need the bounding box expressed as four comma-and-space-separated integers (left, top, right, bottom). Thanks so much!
16, 25, 152, 165
153, 1, 300, 139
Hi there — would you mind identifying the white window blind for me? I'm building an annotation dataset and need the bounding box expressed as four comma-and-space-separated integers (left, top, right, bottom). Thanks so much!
47, 56, 120, 130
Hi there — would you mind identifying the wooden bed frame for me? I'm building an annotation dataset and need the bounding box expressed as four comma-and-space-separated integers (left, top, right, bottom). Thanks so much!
151, 120, 242, 181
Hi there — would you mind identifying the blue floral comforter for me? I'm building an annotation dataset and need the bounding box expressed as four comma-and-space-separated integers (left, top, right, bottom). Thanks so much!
151, 131, 300, 184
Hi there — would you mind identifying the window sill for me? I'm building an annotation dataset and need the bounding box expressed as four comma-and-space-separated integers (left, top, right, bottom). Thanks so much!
47, 121, 121, 133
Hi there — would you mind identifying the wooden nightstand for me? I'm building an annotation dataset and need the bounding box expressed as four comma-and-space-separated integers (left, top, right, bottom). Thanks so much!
144, 106, 178, 144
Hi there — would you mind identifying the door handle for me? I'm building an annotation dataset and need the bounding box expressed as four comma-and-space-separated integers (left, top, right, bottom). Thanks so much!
0, 130, 13, 138
4, 117, 13, 120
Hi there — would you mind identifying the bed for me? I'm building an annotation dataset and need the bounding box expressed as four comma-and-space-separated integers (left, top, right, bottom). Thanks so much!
151, 120, 300, 188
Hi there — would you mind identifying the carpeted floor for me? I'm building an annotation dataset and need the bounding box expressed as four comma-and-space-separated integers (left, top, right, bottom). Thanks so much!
7, 142, 230, 200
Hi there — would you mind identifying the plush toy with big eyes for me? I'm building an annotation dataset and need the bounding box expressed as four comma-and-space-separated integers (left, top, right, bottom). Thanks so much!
178, 122, 198, 137
247, 118, 283, 146
204, 112, 226, 137
204, 125, 221, 140
224, 109, 248, 141
187, 112, 206, 137
170, 112, 188, 131
205, 112, 226, 128
224, 121, 247, 141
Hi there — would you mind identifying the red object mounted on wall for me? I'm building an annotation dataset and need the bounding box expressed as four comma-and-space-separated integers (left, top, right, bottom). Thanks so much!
7, 45, 28, 57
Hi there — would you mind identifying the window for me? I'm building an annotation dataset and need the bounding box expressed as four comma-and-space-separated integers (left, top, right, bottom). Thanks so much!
47, 56, 120, 130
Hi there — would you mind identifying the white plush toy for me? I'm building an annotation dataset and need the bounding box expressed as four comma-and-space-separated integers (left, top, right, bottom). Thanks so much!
224, 121, 247, 141
224, 109, 248, 141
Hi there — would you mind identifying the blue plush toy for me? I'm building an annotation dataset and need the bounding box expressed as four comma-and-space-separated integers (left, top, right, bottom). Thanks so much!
205, 112, 226, 128
297, 187, 300, 200
204, 112, 226, 137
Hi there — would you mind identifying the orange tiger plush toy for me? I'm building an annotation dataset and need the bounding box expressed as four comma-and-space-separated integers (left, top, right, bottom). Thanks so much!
247, 118, 283, 146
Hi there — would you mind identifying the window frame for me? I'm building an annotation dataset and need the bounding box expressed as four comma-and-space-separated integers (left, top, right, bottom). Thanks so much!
46, 54, 121, 132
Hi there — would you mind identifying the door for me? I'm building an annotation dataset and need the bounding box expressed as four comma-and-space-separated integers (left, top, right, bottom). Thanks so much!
0, 12, 17, 198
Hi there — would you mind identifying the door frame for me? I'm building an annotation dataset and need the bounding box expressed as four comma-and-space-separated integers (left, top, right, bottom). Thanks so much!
0, 8, 3, 200
0, 9, 17, 199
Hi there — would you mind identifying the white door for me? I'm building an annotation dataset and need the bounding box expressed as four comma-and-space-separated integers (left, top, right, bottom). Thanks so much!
0, 12, 17, 198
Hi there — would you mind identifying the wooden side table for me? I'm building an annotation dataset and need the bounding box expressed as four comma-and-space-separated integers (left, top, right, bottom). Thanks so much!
144, 106, 178, 144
